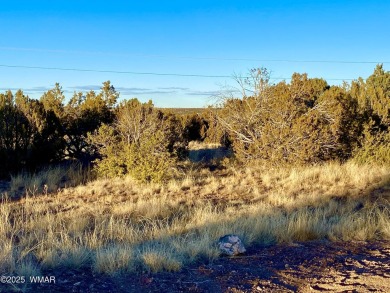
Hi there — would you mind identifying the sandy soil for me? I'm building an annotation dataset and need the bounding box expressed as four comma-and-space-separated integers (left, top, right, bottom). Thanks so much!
17, 240, 389, 293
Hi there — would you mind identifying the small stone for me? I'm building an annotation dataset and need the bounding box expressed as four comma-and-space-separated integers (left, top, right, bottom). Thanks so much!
218, 234, 246, 256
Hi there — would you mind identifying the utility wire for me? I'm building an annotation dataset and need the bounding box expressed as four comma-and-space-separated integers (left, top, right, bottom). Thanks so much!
0, 64, 231, 78
0, 64, 356, 81
0, 46, 388, 64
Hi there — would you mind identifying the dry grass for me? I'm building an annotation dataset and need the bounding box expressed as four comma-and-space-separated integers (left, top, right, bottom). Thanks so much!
9, 170, 55, 196
188, 141, 222, 150
0, 161, 389, 281
7, 163, 92, 198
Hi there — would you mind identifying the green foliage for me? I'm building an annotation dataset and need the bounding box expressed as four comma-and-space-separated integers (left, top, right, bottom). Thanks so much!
88, 124, 125, 178
0, 91, 31, 177
0, 81, 118, 178
93, 144, 128, 178
90, 99, 184, 183
350, 64, 390, 164
124, 130, 176, 183
217, 70, 360, 165
0, 90, 64, 178
61, 81, 118, 161
362, 64, 390, 125
353, 128, 390, 165
40, 83, 65, 118
203, 107, 231, 146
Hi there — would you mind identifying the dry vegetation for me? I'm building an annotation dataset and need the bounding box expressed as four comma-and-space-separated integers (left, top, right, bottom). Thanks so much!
1, 65, 390, 292
1, 159, 389, 291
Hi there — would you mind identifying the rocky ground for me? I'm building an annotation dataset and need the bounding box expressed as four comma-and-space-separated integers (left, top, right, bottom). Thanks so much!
4, 240, 387, 293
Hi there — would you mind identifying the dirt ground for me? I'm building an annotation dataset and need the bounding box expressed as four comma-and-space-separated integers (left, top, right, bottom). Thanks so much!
15, 239, 388, 293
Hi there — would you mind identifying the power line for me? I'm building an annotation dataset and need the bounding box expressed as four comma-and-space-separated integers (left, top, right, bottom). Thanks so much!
0, 46, 388, 64
0, 64, 231, 78
0, 64, 356, 81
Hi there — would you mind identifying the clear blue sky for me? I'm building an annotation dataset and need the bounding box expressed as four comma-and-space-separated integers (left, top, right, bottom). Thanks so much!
0, 0, 389, 107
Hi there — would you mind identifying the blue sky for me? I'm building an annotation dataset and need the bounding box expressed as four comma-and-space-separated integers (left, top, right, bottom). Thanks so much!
0, 0, 389, 107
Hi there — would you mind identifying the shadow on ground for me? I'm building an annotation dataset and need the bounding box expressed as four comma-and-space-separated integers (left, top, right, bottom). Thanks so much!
188, 147, 232, 163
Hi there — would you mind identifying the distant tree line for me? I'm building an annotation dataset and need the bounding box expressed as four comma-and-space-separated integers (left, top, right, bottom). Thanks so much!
0, 65, 389, 181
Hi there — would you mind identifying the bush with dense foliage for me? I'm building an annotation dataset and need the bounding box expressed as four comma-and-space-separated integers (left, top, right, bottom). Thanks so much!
351, 65, 390, 164
89, 99, 186, 182
215, 67, 386, 165
0, 90, 64, 178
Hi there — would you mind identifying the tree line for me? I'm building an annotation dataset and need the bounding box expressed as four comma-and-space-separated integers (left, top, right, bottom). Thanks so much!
0, 65, 389, 181
214, 65, 390, 165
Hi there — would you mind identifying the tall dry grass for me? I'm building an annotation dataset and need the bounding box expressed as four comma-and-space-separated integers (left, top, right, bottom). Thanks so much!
0, 161, 389, 287
7, 163, 92, 198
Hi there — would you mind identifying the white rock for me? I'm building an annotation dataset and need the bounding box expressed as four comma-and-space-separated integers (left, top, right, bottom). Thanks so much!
218, 234, 246, 256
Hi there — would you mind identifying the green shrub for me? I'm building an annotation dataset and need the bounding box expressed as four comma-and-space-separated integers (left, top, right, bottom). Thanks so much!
90, 99, 182, 183
217, 70, 360, 165
93, 131, 176, 183
124, 131, 176, 183
350, 64, 390, 165
353, 126, 390, 165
